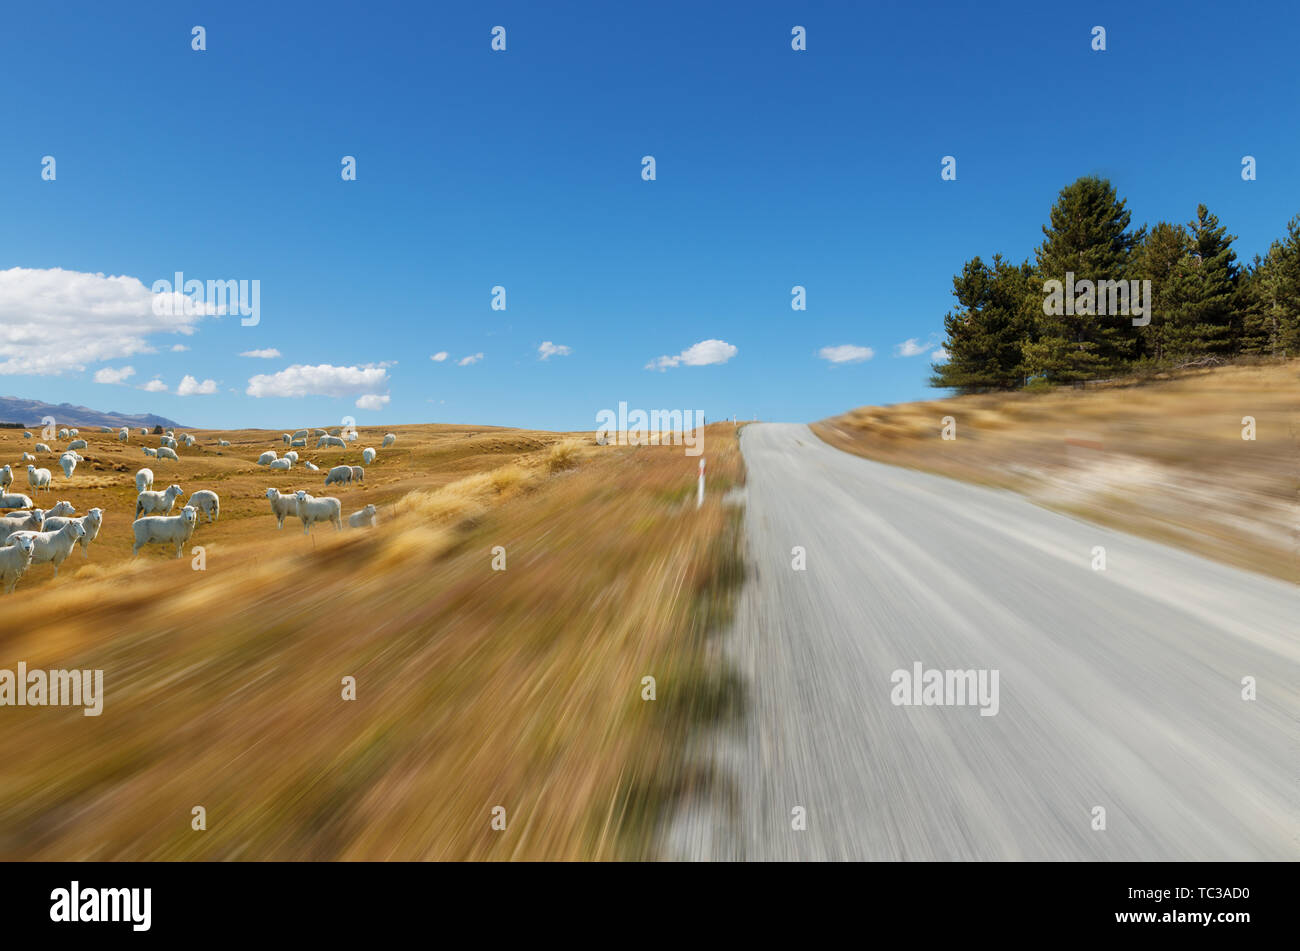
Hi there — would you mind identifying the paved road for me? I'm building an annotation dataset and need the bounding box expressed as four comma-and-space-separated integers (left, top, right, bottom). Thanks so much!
669, 423, 1299, 860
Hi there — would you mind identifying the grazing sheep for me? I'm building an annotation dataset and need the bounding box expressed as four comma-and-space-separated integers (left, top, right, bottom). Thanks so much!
142, 447, 158, 457
291, 430, 308, 440
26, 466, 52, 493
0, 509, 45, 542
0, 465, 10, 491
316, 435, 346, 449
22, 431, 32, 439
57, 427, 70, 440
157, 447, 180, 462
265, 488, 298, 529
344, 431, 359, 443
269, 457, 292, 471
303, 461, 319, 472
34, 442, 51, 454
0, 494, 34, 510
283, 451, 299, 464
118, 427, 129, 442
43, 508, 103, 558
69, 428, 79, 437
349, 465, 364, 483
293, 491, 342, 533
0, 534, 35, 593
160, 435, 177, 449
66, 438, 87, 451
324, 465, 353, 487
139, 428, 148, 435
381, 433, 396, 448
310, 429, 326, 437
258, 450, 278, 466
45, 500, 75, 518
164, 430, 175, 438
362, 447, 376, 464
217, 439, 231, 447
348, 504, 378, 528
189, 490, 220, 522
20, 453, 34, 463
136, 468, 155, 492
136, 483, 184, 519
282, 433, 292, 445
290, 438, 306, 448
100, 426, 112, 433
58, 453, 77, 479
182, 434, 197, 447
6, 521, 86, 577
131, 506, 197, 558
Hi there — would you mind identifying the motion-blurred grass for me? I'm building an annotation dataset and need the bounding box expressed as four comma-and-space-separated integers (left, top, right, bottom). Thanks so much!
0, 423, 746, 859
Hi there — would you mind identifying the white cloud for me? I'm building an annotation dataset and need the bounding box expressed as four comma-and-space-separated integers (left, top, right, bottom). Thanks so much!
355, 393, 391, 411
931, 347, 950, 363
176, 375, 218, 396
818, 344, 875, 364
430, 351, 448, 362
240, 348, 281, 359
538, 341, 572, 360
458, 353, 483, 366
645, 338, 737, 371
246, 363, 392, 398
895, 338, 936, 357
141, 378, 168, 393
93, 365, 135, 385
0, 266, 214, 376
171, 344, 190, 352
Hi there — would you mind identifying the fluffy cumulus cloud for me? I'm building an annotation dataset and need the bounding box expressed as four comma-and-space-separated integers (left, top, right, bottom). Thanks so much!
171, 344, 190, 352
141, 378, 168, 393
895, 338, 936, 357
931, 347, 950, 363
240, 348, 281, 359
0, 266, 214, 376
458, 353, 483, 366
93, 365, 135, 385
645, 338, 737, 371
176, 375, 218, 396
355, 393, 391, 411
245, 363, 391, 398
538, 341, 572, 360
818, 344, 874, 364
430, 351, 448, 362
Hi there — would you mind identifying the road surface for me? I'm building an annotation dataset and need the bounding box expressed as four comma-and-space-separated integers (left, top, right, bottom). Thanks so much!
668, 423, 1299, 860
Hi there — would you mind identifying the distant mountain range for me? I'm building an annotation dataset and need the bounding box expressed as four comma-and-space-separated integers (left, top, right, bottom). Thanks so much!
0, 396, 187, 430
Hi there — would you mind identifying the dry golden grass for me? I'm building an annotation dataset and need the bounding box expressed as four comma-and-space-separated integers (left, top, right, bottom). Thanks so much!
813, 359, 1299, 582
0, 421, 744, 860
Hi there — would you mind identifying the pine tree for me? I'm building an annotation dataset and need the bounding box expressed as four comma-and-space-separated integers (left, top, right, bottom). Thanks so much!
1165, 205, 1240, 358
1026, 177, 1143, 381
1242, 214, 1300, 356
930, 255, 1032, 391
1131, 221, 1192, 363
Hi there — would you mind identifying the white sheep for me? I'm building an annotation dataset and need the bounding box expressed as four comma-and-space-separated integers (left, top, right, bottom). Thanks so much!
283, 451, 299, 464
136, 468, 155, 492
349, 465, 364, 483
269, 457, 292, 471
58, 453, 77, 479
348, 504, 378, 528
34, 442, 51, 454
45, 500, 75, 518
131, 506, 197, 558
0, 509, 45, 542
344, 431, 359, 443
26, 465, 52, 493
20, 453, 34, 463
43, 508, 103, 559
118, 427, 129, 442
139, 428, 148, 435
69, 428, 79, 437
165, 429, 175, 438
362, 447, 376, 464
182, 434, 197, 447
304, 461, 319, 472
293, 491, 342, 533
57, 427, 70, 440
22, 431, 32, 440
157, 447, 180, 462
265, 488, 298, 529
311, 429, 326, 437
160, 435, 177, 449
6, 521, 86, 577
292, 429, 308, 440
0, 465, 10, 491
0, 493, 34, 510
189, 490, 220, 522
0, 534, 35, 593
66, 438, 87, 451
258, 450, 278, 466
136, 483, 184, 519
381, 433, 396, 448
218, 439, 231, 447
324, 465, 353, 487
316, 435, 346, 449
100, 426, 112, 433
290, 438, 306, 448
282, 433, 292, 445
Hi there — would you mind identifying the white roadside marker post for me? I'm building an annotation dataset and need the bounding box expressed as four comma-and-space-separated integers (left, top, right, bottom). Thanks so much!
697, 457, 705, 509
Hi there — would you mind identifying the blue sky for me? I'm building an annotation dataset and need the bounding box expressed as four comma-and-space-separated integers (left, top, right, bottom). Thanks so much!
1, 0, 1297, 430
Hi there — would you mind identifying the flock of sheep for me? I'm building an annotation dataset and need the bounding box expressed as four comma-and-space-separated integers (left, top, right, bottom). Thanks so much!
0, 424, 394, 594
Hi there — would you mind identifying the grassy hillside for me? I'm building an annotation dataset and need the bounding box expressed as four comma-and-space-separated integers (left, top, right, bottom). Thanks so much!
813, 360, 1298, 582
0, 422, 746, 859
